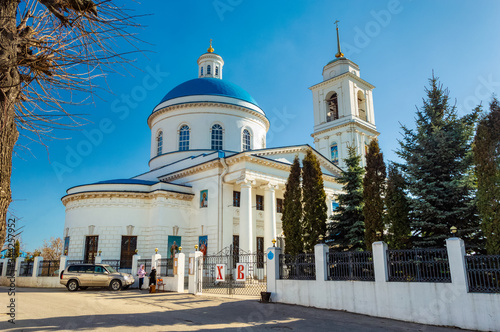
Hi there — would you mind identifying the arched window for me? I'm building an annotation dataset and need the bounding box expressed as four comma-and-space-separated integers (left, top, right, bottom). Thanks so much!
211, 124, 223, 150
215, 66, 219, 76
326, 92, 339, 122
358, 91, 367, 121
157, 131, 163, 156
207, 65, 211, 75
330, 142, 339, 165
179, 125, 190, 151
200, 67, 203, 76
242, 129, 251, 151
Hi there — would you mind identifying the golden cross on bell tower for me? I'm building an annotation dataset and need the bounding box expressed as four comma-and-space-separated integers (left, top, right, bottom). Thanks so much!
334, 20, 344, 58
207, 39, 214, 53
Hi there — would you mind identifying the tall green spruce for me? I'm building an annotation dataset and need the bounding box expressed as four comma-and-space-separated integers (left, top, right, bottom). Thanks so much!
329, 146, 365, 251
473, 97, 500, 255
363, 140, 386, 250
385, 164, 411, 249
302, 150, 328, 252
282, 155, 304, 255
396, 76, 480, 248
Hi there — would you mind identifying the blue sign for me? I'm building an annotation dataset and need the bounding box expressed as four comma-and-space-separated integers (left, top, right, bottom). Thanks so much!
267, 251, 274, 260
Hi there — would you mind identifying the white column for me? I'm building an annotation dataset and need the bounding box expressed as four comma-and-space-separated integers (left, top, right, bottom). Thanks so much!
314, 243, 328, 281
372, 241, 388, 282
240, 181, 253, 253
263, 184, 277, 249
94, 255, 102, 264
59, 256, 67, 272
446, 237, 468, 292
1, 258, 8, 276
188, 251, 203, 294
14, 257, 23, 278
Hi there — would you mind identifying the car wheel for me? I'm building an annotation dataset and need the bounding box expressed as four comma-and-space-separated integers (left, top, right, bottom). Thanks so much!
122, 285, 130, 290
67, 280, 79, 292
79, 287, 88, 290
109, 279, 122, 291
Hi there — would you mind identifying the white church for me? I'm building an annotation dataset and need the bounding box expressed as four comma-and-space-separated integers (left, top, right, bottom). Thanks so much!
61, 37, 379, 268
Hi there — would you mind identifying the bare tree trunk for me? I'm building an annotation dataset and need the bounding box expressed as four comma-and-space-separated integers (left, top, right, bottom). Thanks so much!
0, 0, 20, 247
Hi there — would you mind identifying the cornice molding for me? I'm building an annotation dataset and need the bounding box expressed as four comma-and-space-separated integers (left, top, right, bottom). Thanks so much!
309, 72, 375, 91
311, 120, 380, 138
62, 190, 193, 206
148, 102, 270, 129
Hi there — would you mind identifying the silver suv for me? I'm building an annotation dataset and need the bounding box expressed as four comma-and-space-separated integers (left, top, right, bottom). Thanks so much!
60, 263, 135, 291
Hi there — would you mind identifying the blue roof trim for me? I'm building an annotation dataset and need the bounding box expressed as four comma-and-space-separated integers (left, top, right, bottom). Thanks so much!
159, 77, 259, 106
93, 179, 158, 185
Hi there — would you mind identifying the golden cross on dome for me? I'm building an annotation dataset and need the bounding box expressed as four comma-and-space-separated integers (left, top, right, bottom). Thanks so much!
207, 39, 214, 53
334, 20, 344, 58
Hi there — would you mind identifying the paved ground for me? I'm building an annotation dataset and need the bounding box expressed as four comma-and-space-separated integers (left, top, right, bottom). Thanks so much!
0, 287, 475, 332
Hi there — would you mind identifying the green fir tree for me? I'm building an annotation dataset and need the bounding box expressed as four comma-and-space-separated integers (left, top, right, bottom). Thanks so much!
329, 146, 365, 251
302, 150, 328, 252
473, 97, 500, 254
282, 155, 303, 255
363, 140, 386, 250
385, 164, 411, 249
396, 76, 480, 248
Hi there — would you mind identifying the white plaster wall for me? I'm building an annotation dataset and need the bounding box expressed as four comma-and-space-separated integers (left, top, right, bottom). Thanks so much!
149, 105, 268, 167
0, 276, 65, 288
273, 279, 500, 331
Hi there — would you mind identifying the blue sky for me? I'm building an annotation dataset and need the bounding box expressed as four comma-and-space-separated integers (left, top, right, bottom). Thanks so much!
11, 0, 500, 252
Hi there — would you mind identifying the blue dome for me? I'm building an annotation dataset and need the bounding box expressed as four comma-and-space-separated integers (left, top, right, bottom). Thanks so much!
159, 77, 259, 106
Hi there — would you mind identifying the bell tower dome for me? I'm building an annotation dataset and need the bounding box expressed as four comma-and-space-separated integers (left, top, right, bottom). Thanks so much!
309, 22, 379, 170
197, 39, 224, 79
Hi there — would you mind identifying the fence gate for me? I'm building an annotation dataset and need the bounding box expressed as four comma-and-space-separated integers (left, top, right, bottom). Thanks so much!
200, 245, 266, 296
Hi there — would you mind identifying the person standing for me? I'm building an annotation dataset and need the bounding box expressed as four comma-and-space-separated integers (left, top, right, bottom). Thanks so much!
149, 266, 157, 293
137, 264, 146, 290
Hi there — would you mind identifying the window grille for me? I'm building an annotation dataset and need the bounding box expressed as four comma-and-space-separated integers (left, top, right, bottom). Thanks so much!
256, 195, 264, 211
211, 124, 223, 150
233, 191, 240, 207
276, 198, 283, 213
242, 129, 251, 151
157, 131, 163, 156
179, 125, 190, 151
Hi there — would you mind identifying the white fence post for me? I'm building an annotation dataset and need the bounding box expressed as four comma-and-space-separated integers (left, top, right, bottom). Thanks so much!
372, 241, 388, 282
14, 257, 23, 278
131, 255, 141, 289
33, 256, 43, 277
175, 253, 185, 292
315, 243, 329, 281
446, 237, 468, 292
266, 246, 281, 299
94, 255, 102, 264
188, 251, 203, 294
152, 253, 161, 269
59, 256, 67, 272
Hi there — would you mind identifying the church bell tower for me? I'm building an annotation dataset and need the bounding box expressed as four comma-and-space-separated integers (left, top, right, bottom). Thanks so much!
310, 21, 379, 170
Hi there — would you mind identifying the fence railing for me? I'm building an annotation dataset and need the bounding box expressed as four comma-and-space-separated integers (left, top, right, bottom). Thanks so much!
6, 261, 15, 276
387, 248, 451, 283
327, 251, 375, 281
466, 254, 500, 293
279, 253, 316, 280
19, 261, 34, 277
102, 260, 132, 274
158, 258, 173, 277
0, 262, 3, 276
38, 260, 60, 277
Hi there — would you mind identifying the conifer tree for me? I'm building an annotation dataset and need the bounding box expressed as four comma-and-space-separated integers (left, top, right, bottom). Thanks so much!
396, 76, 480, 248
385, 164, 411, 249
302, 150, 328, 252
363, 140, 386, 250
329, 146, 365, 251
473, 97, 500, 254
282, 155, 303, 255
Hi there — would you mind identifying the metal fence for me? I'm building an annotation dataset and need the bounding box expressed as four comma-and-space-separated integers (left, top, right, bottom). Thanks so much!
100, 259, 132, 273
387, 248, 451, 282
38, 260, 60, 277
158, 258, 173, 277
6, 261, 15, 276
327, 251, 375, 281
466, 254, 500, 293
279, 253, 316, 280
0, 262, 3, 275
19, 261, 34, 277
